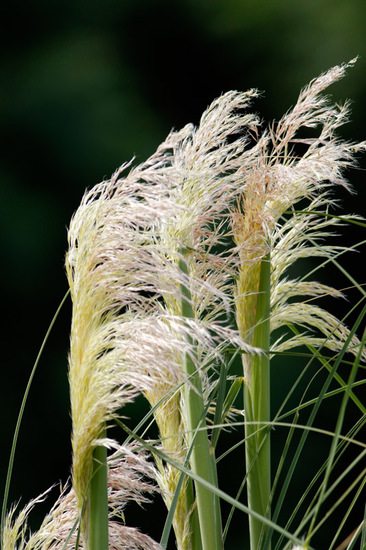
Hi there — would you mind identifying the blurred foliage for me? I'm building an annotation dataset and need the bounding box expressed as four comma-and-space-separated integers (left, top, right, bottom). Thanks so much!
1, 1, 366, 547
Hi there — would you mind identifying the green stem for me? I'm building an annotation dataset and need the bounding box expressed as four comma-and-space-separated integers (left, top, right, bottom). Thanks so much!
88, 431, 109, 550
244, 253, 271, 550
179, 250, 223, 550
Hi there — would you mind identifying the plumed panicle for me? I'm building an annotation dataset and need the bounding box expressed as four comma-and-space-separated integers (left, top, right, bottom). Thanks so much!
65, 135, 248, 547
157, 90, 261, 318
65, 171, 188, 541
65, 88, 265, 548
231, 59, 366, 387
2, 446, 160, 550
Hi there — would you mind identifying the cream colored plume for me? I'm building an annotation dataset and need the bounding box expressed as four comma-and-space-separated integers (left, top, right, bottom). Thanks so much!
231, 59, 366, 387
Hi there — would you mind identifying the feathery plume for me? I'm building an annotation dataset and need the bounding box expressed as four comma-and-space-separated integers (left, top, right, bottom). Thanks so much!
230, 58, 365, 550
231, 58, 366, 383
65, 91, 263, 549
65, 168, 190, 548
2, 449, 161, 550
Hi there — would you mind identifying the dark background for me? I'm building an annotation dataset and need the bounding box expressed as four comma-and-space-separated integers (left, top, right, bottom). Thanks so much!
1, 1, 366, 548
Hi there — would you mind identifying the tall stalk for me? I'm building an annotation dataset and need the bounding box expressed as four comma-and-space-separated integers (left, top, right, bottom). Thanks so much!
88, 434, 109, 550
179, 250, 223, 550
244, 253, 271, 550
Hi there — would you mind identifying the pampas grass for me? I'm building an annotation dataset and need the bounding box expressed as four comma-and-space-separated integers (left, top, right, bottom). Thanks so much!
2, 59, 366, 550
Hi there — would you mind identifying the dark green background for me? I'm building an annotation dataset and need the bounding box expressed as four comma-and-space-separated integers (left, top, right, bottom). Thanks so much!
1, 1, 365, 548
